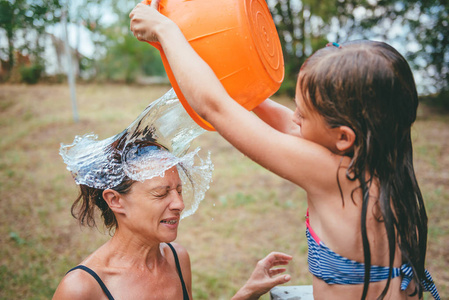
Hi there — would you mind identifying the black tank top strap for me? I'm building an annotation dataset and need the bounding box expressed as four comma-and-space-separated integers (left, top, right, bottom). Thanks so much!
66, 265, 115, 300
166, 243, 190, 300
66, 246, 189, 300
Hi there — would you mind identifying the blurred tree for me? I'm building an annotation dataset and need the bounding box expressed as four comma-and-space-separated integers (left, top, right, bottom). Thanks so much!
66, 0, 110, 77
27, 0, 62, 64
97, 29, 164, 83
416, 1, 449, 93
269, 0, 448, 99
94, 0, 164, 83
0, 0, 61, 81
0, 0, 24, 72
269, 0, 361, 96
353, 0, 448, 95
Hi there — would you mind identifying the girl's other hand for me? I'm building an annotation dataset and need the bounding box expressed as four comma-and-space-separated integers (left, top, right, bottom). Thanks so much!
129, 0, 173, 43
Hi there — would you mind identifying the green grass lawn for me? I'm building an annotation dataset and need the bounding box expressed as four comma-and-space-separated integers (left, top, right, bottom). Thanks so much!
0, 84, 448, 299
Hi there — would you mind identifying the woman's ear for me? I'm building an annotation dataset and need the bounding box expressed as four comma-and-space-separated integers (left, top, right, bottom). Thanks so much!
103, 189, 126, 215
335, 126, 356, 154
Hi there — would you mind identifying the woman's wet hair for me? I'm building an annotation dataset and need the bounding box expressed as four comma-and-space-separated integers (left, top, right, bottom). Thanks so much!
72, 180, 134, 233
70, 140, 162, 233
298, 40, 429, 299
62, 89, 214, 231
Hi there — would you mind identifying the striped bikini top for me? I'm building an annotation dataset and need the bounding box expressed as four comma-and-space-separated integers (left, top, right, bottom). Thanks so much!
66, 243, 189, 300
305, 211, 440, 300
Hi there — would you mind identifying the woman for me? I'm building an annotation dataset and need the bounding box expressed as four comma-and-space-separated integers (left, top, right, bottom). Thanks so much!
53, 138, 292, 299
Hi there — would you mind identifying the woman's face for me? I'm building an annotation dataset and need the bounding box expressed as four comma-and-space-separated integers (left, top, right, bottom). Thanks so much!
122, 166, 185, 243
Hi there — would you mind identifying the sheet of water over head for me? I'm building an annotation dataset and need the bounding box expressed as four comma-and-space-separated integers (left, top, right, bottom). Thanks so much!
60, 89, 213, 219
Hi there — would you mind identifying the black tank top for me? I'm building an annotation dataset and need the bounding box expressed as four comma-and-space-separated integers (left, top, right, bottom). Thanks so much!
66, 243, 189, 300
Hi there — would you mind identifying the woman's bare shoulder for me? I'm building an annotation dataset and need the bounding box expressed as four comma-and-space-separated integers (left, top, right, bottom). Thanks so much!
169, 242, 189, 256
162, 242, 190, 264
52, 266, 105, 300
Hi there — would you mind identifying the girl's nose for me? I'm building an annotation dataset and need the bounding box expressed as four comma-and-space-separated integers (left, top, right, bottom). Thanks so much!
292, 109, 302, 126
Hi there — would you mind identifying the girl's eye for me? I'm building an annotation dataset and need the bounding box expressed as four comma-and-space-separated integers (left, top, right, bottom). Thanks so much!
294, 107, 303, 119
177, 186, 183, 195
293, 109, 303, 124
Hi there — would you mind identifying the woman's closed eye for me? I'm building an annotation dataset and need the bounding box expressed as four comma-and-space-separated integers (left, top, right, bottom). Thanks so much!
176, 185, 183, 195
151, 187, 170, 198
151, 185, 182, 198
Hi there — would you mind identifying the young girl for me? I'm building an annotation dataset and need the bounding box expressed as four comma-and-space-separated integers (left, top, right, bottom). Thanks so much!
129, 1, 440, 299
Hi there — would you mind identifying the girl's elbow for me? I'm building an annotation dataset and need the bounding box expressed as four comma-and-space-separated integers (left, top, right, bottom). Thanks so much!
195, 93, 230, 120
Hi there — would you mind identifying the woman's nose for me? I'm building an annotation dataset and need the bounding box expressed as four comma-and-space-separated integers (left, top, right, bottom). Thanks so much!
169, 191, 185, 211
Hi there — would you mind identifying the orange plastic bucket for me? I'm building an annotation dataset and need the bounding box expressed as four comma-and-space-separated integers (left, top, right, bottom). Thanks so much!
143, 0, 284, 131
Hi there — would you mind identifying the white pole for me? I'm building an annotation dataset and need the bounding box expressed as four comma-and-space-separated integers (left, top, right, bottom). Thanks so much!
62, 2, 79, 123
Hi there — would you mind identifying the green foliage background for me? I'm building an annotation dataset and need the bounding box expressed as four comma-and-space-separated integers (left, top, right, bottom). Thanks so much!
0, 0, 448, 101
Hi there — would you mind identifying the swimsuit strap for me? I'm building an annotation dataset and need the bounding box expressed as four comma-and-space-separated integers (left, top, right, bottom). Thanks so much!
167, 243, 190, 300
305, 208, 321, 244
66, 265, 115, 300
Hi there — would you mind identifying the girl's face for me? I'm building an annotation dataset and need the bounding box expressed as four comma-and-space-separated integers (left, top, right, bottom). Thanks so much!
293, 86, 340, 153
122, 166, 184, 243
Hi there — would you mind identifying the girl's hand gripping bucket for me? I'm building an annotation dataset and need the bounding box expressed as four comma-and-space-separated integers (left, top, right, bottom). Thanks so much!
144, 0, 284, 131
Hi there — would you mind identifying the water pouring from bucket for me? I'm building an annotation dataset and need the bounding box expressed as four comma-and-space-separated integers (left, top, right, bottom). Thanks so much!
142, 0, 284, 131
60, 90, 213, 219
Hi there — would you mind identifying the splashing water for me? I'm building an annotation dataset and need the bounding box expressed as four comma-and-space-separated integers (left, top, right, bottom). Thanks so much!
60, 89, 214, 219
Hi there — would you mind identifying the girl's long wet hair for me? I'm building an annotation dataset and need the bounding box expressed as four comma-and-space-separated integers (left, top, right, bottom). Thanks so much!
299, 40, 429, 299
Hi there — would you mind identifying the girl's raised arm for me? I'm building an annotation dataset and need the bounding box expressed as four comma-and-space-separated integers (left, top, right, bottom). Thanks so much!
252, 99, 301, 137
129, 2, 338, 195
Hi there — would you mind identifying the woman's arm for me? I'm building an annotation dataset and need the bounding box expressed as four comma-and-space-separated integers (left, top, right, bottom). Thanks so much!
231, 252, 292, 300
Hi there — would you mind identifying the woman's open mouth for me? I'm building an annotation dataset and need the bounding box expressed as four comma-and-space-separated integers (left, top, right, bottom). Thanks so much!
161, 219, 177, 225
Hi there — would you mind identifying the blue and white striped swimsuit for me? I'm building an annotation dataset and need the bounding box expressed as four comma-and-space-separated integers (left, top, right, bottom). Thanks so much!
305, 213, 440, 299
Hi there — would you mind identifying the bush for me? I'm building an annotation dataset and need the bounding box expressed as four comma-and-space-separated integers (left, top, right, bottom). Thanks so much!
420, 89, 449, 112
20, 64, 44, 84
277, 76, 297, 97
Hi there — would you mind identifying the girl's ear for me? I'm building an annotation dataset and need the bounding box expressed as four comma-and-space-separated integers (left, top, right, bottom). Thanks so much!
103, 189, 126, 215
335, 126, 356, 154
